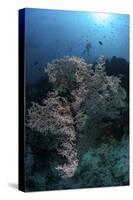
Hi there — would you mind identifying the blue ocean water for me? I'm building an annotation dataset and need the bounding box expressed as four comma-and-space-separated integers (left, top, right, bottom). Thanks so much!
24, 8, 129, 83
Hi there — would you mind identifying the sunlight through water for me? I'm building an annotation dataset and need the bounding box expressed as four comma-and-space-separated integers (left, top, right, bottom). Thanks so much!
93, 13, 111, 24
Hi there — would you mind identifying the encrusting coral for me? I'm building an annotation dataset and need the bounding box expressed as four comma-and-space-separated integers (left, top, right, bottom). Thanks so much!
27, 55, 127, 178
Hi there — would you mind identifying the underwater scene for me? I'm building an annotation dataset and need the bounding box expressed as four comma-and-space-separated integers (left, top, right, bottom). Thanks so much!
24, 8, 129, 191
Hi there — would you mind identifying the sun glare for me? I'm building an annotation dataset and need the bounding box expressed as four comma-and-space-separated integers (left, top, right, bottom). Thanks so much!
94, 13, 110, 23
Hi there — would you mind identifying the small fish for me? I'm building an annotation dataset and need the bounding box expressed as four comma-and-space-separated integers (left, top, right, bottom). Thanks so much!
34, 61, 39, 66
99, 41, 103, 45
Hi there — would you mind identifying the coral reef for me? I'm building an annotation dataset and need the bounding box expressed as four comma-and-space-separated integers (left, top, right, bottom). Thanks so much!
27, 56, 127, 178
106, 56, 129, 94
77, 134, 129, 187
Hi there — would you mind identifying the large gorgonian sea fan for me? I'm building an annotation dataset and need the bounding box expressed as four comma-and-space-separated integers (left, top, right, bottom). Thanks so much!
27, 56, 127, 178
